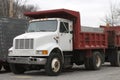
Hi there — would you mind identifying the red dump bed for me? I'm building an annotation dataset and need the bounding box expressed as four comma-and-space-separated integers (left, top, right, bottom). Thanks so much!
25, 9, 107, 50
101, 26, 120, 47
79, 32, 107, 49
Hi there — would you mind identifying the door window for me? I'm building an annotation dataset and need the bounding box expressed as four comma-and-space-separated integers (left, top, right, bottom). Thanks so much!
60, 22, 69, 33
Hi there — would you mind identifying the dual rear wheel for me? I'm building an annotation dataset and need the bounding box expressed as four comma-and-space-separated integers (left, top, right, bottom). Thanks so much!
84, 50, 120, 70
85, 51, 103, 70
110, 50, 120, 67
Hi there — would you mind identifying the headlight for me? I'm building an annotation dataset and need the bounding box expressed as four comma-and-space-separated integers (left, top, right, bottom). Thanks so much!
9, 50, 13, 54
36, 50, 48, 55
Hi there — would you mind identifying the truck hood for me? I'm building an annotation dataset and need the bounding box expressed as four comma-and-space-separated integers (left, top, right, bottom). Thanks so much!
14, 32, 56, 39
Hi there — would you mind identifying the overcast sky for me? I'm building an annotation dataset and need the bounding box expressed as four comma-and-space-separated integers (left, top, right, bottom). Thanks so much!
26, 0, 119, 27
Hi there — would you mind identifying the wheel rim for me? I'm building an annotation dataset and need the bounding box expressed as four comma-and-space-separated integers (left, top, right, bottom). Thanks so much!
51, 58, 60, 72
96, 55, 101, 67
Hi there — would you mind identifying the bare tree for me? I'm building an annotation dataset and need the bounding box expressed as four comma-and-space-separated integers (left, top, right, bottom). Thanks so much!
13, 0, 38, 18
104, 3, 120, 26
0, 0, 38, 18
0, 0, 10, 17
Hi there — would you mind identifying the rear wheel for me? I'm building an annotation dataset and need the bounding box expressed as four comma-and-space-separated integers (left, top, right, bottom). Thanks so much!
85, 51, 102, 70
10, 63, 25, 74
45, 52, 62, 76
110, 50, 120, 67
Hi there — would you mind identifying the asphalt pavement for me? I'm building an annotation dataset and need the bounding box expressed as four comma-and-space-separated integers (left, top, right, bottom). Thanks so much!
0, 63, 120, 80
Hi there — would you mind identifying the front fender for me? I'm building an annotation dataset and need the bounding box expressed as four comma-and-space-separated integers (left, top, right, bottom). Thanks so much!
36, 43, 62, 56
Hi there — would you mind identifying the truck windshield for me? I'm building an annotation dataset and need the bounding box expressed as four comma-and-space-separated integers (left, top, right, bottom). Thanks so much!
27, 20, 57, 32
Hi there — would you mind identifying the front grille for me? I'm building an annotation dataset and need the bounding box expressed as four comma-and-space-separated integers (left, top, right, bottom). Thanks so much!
15, 39, 33, 49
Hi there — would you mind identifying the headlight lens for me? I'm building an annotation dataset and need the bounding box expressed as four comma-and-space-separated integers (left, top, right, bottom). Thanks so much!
9, 50, 13, 54
36, 50, 42, 54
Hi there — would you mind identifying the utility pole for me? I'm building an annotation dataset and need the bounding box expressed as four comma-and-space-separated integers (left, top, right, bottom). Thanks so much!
9, 0, 14, 17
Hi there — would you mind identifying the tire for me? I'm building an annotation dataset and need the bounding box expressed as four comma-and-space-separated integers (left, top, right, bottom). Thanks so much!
3, 65, 11, 72
45, 52, 62, 76
110, 50, 120, 67
85, 51, 102, 70
84, 57, 91, 70
0, 64, 2, 71
9, 63, 25, 74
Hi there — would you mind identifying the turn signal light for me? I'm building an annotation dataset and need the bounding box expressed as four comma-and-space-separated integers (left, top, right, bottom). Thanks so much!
42, 50, 48, 55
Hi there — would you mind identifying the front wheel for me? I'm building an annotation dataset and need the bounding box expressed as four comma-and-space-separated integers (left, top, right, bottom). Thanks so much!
45, 52, 62, 76
9, 63, 25, 74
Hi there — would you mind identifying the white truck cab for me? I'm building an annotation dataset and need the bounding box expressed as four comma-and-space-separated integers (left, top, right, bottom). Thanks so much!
8, 18, 73, 76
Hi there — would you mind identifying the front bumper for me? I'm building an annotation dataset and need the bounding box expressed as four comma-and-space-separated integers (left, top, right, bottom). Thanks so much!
8, 57, 47, 65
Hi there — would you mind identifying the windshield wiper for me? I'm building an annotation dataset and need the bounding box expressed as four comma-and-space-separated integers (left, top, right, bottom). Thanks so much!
39, 30, 48, 32
28, 30, 35, 32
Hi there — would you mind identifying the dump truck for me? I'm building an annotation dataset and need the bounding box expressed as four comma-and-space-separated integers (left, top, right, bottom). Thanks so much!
0, 17, 27, 71
8, 9, 120, 76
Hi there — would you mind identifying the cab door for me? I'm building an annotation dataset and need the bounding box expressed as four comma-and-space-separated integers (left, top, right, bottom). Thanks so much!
58, 21, 73, 51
